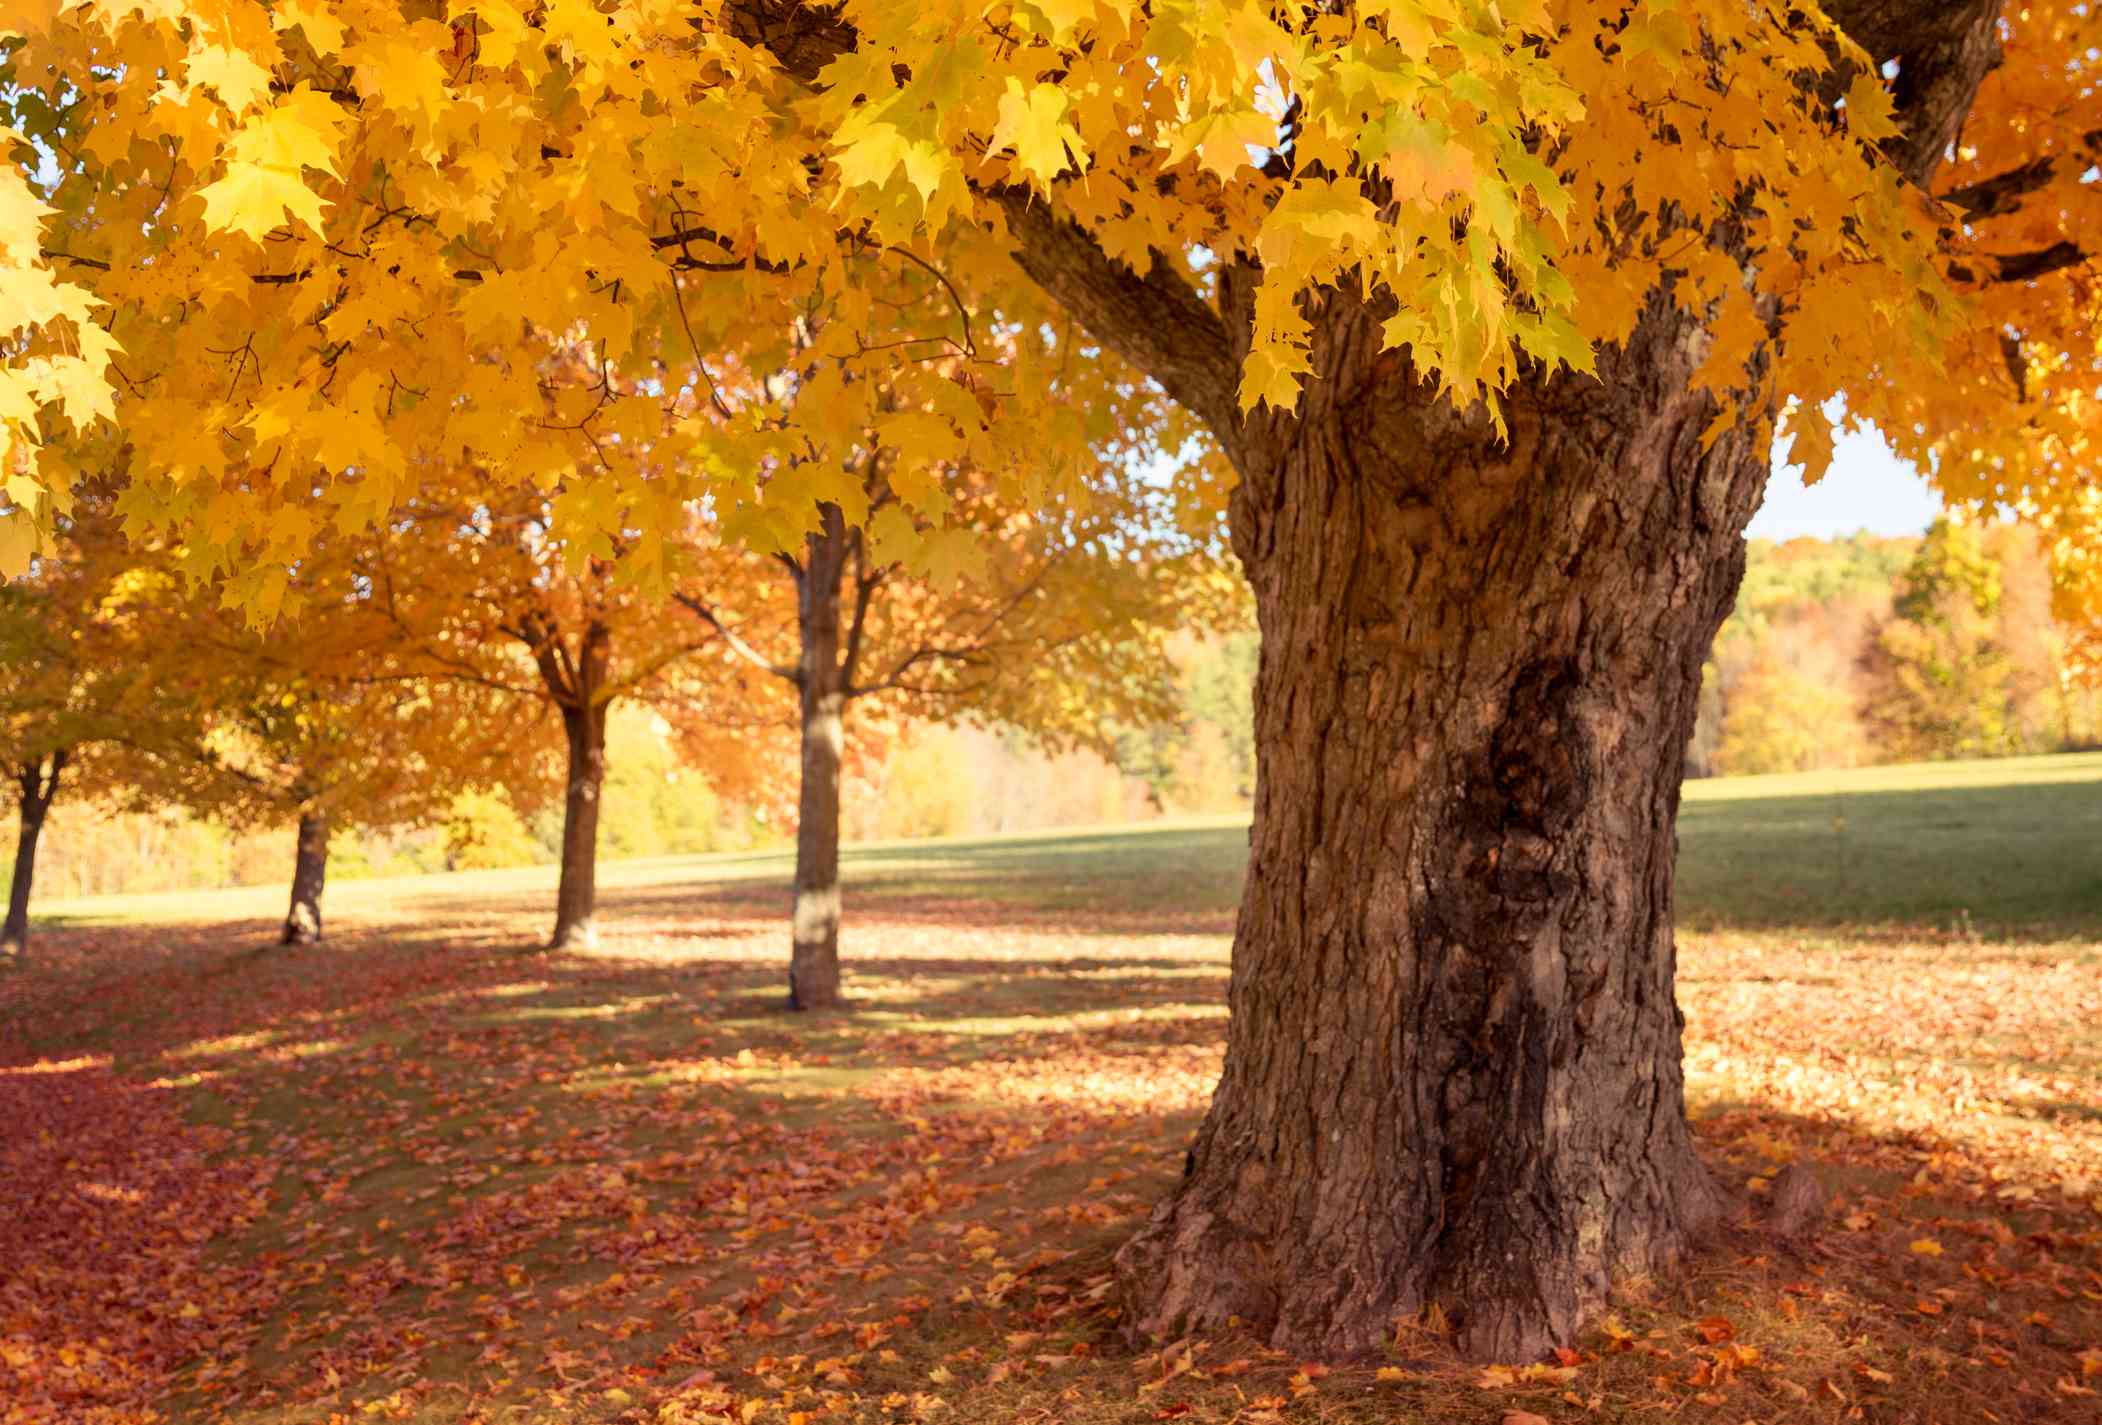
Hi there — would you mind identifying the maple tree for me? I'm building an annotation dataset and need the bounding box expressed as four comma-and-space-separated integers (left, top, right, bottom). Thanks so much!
364, 472, 758, 950
4, 0, 2098, 1361
167, 556, 532, 943
0, 485, 200, 958
675, 480, 1227, 1009
4, 803, 2102, 1424
663, 293, 1230, 1008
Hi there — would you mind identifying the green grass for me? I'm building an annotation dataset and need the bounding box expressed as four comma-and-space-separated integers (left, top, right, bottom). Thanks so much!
1675, 750, 2102, 931
39, 754, 2102, 939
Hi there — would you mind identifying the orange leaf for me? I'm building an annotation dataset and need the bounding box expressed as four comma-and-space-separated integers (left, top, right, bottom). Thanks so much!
1692, 1315, 1735, 1344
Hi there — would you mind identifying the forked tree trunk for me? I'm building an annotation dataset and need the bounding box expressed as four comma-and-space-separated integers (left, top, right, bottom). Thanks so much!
281, 811, 329, 945
788, 507, 850, 1010
549, 702, 607, 950
1113, 295, 1763, 1360
2, 753, 63, 961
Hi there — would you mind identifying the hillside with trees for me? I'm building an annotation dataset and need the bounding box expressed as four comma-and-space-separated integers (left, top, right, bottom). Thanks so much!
1692, 521, 2098, 777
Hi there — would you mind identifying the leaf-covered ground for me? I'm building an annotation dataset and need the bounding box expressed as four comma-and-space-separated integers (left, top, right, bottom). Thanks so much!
3, 761, 2101, 1425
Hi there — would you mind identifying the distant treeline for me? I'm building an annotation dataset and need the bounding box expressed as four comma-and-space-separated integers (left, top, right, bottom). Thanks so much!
1687, 520, 2098, 777
16, 633, 1260, 900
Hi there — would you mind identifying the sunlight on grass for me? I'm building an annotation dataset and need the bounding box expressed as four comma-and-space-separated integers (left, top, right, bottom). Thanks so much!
170, 1030, 286, 1060
471, 992, 681, 1025
0, 1054, 108, 1076
915, 1003, 1230, 1039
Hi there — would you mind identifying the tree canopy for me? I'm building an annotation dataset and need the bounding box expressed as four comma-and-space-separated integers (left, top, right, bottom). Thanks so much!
2, 0, 2090, 598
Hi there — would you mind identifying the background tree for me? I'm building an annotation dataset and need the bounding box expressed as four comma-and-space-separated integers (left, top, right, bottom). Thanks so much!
1861, 518, 2014, 761
1856, 517, 2078, 762
0, 492, 197, 958
667, 290, 1231, 1008
172, 566, 532, 945
1713, 651, 1865, 776
366, 477, 755, 950
7, 0, 2098, 1361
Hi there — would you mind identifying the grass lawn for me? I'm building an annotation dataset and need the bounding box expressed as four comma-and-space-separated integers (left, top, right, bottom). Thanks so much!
2, 758, 2099, 1423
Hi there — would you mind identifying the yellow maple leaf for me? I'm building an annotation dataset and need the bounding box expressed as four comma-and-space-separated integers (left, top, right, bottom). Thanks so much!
1785, 405, 1838, 486
186, 43, 274, 113
1164, 108, 1277, 183
346, 32, 450, 130
1238, 344, 1310, 413
271, 0, 345, 55
196, 161, 328, 240
0, 163, 54, 261
225, 89, 345, 177
1845, 72, 1903, 146
988, 80, 1086, 190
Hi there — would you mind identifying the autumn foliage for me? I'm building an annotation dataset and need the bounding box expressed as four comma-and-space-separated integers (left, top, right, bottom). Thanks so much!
3, 0, 2101, 1394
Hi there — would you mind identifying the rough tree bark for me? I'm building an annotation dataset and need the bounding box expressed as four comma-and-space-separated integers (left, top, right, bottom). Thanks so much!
724, 0, 2001, 1358
550, 700, 608, 950
1115, 297, 1758, 1360
281, 809, 329, 945
993, 1, 2000, 1361
2, 751, 66, 961
787, 504, 854, 1010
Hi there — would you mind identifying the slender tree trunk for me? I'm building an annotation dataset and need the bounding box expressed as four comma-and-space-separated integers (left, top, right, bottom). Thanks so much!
280, 811, 329, 945
2, 812, 42, 958
2, 753, 65, 962
549, 702, 607, 950
1113, 295, 1764, 1361
788, 507, 850, 1010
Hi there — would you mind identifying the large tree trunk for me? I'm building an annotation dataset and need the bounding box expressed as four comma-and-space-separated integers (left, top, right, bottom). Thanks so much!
1, 753, 63, 961
788, 506, 850, 1010
715, 0, 2003, 1362
280, 811, 329, 945
1113, 294, 1765, 1361
549, 702, 607, 950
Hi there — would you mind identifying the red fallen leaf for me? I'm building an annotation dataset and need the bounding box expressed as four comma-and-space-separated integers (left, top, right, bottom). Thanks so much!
1692, 1315, 1735, 1344
1552, 1346, 1583, 1368
1501, 1413, 1551, 1425
1152, 1406, 1194, 1420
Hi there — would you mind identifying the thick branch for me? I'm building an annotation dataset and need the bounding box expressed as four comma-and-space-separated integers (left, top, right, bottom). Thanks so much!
1820, 0, 2004, 187
1940, 129, 2102, 217
991, 190, 1242, 442
1949, 241, 2091, 285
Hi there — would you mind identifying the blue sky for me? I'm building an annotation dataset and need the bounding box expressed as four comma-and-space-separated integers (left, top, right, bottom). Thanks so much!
1748, 422, 1944, 541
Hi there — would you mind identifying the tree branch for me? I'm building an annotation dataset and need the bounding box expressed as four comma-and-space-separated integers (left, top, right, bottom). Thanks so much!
1949, 241, 2091, 285
839, 526, 884, 692
1819, 0, 2003, 187
671, 590, 798, 681
990, 189, 1243, 442
1939, 129, 2102, 218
